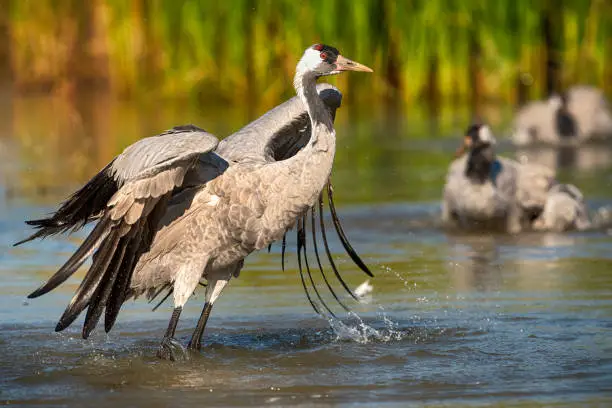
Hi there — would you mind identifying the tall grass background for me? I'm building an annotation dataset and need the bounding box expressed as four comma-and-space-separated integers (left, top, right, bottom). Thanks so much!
2, 0, 611, 109
0, 0, 611, 206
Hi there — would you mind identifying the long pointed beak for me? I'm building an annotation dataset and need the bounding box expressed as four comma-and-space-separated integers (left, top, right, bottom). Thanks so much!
335, 55, 373, 73
455, 136, 472, 157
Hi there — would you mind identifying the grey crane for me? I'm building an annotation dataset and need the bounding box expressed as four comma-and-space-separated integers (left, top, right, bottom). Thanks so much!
16, 44, 373, 359
443, 124, 556, 233
512, 85, 612, 146
532, 183, 591, 232
512, 95, 576, 146
564, 85, 612, 141
18, 81, 369, 330
146, 81, 372, 319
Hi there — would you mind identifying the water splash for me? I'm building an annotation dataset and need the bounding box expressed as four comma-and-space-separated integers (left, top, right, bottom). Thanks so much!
327, 311, 405, 344
592, 205, 612, 230
320, 266, 419, 344
381, 264, 417, 289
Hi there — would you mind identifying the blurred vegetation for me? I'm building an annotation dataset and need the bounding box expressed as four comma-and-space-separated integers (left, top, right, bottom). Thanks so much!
2, 0, 612, 200
2, 0, 612, 109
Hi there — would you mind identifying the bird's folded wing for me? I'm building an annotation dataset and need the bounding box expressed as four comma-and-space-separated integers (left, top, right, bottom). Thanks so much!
217, 83, 342, 163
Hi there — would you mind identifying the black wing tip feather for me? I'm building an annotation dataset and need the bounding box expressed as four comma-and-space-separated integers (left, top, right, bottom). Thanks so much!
25, 218, 62, 228
28, 277, 58, 298
170, 124, 207, 133
26, 216, 113, 300
55, 229, 121, 336
27, 286, 49, 299
82, 236, 130, 339
55, 311, 75, 332
105, 200, 169, 333
14, 219, 75, 247
15, 161, 118, 247
103, 240, 140, 333
14, 228, 53, 247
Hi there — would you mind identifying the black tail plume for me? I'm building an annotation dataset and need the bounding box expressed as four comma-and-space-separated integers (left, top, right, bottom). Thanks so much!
296, 217, 320, 315
300, 214, 336, 318
281, 234, 287, 272
318, 194, 360, 301
311, 207, 350, 312
326, 182, 374, 277
152, 287, 173, 312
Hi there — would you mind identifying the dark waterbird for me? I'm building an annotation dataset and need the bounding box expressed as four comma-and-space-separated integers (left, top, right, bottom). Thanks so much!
443, 124, 557, 233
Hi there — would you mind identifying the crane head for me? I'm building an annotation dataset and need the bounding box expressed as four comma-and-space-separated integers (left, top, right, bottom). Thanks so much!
297, 44, 373, 77
455, 123, 496, 157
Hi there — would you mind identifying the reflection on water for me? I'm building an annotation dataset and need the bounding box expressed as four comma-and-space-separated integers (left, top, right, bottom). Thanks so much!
1, 92, 612, 406
0, 90, 522, 203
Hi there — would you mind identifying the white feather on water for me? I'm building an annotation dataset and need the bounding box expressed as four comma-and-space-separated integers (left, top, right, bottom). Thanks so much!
354, 280, 373, 304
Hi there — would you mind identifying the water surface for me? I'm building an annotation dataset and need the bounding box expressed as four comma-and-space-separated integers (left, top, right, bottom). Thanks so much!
1, 95, 612, 407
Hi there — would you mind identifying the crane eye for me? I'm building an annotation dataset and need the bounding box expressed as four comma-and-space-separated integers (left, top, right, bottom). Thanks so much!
320, 52, 327, 60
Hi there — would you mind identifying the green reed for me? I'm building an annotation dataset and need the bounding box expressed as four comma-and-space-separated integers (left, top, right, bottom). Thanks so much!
5, 0, 612, 107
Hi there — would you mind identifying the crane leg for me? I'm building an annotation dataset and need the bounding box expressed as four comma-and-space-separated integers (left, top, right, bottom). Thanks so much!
187, 278, 229, 351
187, 301, 213, 351
157, 306, 185, 361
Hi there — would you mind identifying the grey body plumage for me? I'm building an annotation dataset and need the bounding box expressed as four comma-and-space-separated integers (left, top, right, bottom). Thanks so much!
217, 83, 342, 163
532, 183, 591, 232
443, 154, 522, 233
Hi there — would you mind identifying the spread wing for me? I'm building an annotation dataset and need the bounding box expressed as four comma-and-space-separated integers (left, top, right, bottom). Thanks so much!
20, 125, 228, 338
218, 83, 373, 318
15, 124, 219, 245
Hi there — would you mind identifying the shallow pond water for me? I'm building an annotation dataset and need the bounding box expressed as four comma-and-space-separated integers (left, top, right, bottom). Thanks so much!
1, 95, 612, 406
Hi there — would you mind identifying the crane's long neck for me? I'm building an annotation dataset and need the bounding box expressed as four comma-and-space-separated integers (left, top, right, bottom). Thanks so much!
253, 69, 338, 240
264, 69, 337, 211
294, 70, 335, 151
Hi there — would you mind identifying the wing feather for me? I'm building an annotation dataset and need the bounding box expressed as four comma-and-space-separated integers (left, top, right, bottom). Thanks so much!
217, 83, 342, 163
24, 124, 228, 337
16, 125, 219, 245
